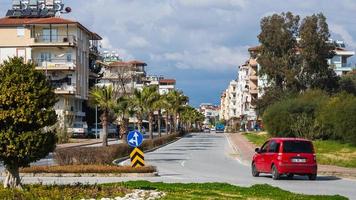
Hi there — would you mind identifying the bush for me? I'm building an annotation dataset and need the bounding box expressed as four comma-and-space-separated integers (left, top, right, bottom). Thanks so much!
263, 90, 356, 144
263, 90, 328, 139
20, 165, 156, 174
54, 133, 181, 165
317, 93, 356, 144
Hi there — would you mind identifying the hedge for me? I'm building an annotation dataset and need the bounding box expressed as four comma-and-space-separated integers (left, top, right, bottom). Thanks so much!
54, 133, 180, 165
263, 90, 356, 145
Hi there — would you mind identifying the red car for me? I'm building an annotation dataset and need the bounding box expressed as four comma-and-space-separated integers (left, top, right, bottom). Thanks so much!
251, 138, 317, 180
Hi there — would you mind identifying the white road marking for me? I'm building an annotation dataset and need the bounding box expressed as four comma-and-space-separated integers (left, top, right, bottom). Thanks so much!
181, 161, 185, 167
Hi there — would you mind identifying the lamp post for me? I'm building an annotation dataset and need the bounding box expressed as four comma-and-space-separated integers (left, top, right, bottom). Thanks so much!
95, 77, 98, 139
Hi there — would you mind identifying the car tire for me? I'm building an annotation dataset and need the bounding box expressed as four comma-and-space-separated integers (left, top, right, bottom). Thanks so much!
308, 174, 317, 181
272, 165, 280, 180
287, 173, 294, 179
252, 163, 259, 177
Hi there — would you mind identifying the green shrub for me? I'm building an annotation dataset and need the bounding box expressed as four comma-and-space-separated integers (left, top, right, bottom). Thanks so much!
54, 133, 181, 165
317, 93, 356, 144
263, 90, 328, 139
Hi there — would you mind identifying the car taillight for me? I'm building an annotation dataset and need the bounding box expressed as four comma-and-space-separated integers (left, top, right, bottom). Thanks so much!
313, 154, 317, 161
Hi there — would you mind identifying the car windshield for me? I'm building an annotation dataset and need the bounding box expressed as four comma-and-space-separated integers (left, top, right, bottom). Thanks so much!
283, 141, 313, 153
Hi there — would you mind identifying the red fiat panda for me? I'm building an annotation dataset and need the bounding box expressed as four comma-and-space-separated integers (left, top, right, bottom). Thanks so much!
251, 138, 317, 180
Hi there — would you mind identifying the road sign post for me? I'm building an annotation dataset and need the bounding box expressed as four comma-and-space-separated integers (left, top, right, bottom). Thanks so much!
127, 131, 144, 168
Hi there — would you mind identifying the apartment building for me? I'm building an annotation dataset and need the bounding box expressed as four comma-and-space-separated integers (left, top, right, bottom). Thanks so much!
329, 40, 355, 76
219, 80, 238, 121
98, 59, 147, 94
142, 76, 176, 95
0, 16, 102, 127
199, 103, 220, 126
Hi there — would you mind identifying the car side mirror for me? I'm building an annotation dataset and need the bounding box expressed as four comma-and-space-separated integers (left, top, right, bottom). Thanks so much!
255, 148, 260, 153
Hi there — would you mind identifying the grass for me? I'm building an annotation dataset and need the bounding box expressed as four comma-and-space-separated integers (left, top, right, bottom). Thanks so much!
20, 165, 156, 174
122, 181, 346, 200
0, 181, 347, 200
243, 132, 356, 168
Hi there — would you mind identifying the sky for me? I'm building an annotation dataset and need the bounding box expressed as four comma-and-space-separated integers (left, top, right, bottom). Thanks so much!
1, 0, 356, 107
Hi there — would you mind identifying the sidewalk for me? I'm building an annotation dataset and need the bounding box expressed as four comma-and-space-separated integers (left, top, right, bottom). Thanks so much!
56, 138, 117, 149
226, 132, 356, 179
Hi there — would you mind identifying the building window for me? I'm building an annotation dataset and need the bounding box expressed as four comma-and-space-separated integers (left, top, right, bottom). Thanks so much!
40, 52, 52, 62
17, 27, 25, 37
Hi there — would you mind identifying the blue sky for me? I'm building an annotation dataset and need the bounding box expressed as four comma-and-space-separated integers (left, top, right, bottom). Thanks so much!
1, 0, 356, 107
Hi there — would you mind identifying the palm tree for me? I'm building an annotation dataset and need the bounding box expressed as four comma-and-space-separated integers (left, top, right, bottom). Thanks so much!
153, 94, 169, 137
167, 90, 189, 133
142, 86, 160, 140
160, 94, 172, 135
131, 89, 145, 132
89, 85, 117, 146
114, 96, 135, 142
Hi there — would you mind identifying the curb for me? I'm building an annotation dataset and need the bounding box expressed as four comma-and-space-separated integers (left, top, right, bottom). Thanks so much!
56, 139, 118, 150
11, 172, 158, 178
112, 134, 186, 165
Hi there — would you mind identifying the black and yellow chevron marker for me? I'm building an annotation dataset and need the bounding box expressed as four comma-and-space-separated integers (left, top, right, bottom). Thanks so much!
130, 147, 145, 168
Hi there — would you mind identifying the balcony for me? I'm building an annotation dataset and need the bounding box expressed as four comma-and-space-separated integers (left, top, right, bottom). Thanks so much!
32, 35, 77, 47
34, 59, 76, 71
52, 82, 76, 95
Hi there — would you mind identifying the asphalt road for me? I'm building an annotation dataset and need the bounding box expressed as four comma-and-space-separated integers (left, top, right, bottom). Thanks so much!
1, 133, 355, 199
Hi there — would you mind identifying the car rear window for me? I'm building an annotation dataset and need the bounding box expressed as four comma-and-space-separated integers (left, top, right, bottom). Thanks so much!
283, 141, 313, 153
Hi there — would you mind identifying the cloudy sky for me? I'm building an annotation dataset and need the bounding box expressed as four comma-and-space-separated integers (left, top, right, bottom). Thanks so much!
1, 0, 356, 106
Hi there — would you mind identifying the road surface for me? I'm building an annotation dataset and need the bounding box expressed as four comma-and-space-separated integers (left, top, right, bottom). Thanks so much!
1, 133, 355, 199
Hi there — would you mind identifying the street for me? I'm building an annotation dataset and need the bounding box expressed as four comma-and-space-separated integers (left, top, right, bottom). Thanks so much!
0, 133, 355, 199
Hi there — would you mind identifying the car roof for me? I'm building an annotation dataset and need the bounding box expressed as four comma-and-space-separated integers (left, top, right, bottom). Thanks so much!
269, 138, 312, 142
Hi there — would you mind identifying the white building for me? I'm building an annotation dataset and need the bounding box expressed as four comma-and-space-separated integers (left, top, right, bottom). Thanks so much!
329, 40, 355, 76
199, 103, 220, 126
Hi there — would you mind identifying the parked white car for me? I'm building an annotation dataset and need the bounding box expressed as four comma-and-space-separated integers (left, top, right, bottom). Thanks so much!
67, 122, 88, 137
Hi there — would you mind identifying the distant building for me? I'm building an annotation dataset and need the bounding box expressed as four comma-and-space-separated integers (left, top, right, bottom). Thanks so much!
219, 80, 238, 121
98, 59, 147, 94
199, 103, 220, 126
329, 40, 355, 76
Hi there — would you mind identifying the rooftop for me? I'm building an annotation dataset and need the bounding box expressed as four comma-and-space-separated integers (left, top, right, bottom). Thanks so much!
0, 17, 102, 40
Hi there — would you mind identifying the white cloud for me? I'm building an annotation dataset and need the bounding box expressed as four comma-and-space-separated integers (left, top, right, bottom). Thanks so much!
330, 23, 356, 48
177, 0, 247, 9
152, 46, 248, 71
127, 36, 150, 48
101, 36, 113, 49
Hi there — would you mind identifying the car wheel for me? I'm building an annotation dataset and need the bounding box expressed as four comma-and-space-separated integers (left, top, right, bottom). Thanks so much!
272, 165, 280, 180
308, 174, 317, 181
252, 163, 259, 177
287, 173, 294, 179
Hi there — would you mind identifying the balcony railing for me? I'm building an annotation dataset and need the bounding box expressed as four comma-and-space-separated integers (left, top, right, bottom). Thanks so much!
34, 35, 77, 45
52, 82, 76, 94
34, 59, 76, 70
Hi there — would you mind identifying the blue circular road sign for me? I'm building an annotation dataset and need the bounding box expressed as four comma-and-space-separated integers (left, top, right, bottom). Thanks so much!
127, 131, 144, 148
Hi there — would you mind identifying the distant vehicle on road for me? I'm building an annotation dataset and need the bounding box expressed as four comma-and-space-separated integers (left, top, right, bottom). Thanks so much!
89, 123, 118, 138
203, 128, 210, 133
215, 124, 225, 133
210, 127, 216, 132
67, 122, 88, 137
252, 138, 317, 180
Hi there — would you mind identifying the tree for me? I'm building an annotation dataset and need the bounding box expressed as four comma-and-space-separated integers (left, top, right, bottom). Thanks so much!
258, 12, 301, 91
0, 57, 57, 188
89, 85, 117, 146
153, 94, 168, 137
167, 90, 189, 133
131, 89, 146, 133
141, 86, 160, 140
114, 96, 135, 142
339, 70, 356, 95
298, 13, 339, 93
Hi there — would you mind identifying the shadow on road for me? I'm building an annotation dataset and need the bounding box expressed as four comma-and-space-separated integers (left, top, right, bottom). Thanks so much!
258, 175, 341, 181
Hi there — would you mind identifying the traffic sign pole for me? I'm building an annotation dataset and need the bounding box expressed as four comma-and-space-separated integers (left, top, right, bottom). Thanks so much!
127, 131, 144, 168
